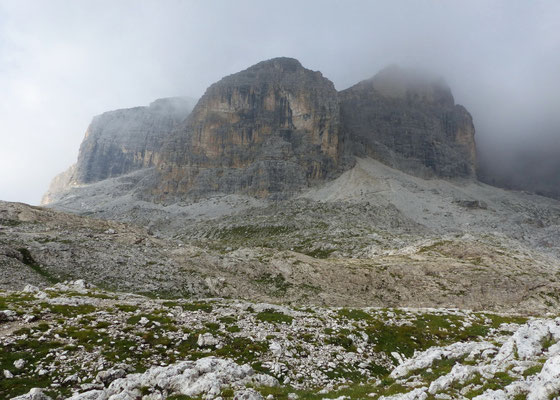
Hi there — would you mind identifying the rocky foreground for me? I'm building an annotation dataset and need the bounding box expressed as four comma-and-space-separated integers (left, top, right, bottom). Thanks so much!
1, 281, 559, 400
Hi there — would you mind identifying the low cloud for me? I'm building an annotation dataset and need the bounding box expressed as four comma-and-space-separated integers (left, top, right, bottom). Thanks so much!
0, 0, 558, 203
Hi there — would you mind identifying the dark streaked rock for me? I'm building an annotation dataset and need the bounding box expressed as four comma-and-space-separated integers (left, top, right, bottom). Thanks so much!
340, 65, 476, 178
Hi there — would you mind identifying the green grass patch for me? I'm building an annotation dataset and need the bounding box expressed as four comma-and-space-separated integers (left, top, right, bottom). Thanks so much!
181, 302, 213, 313
41, 303, 97, 317
116, 304, 139, 312
256, 309, 293, 324
337, 308, 372, 321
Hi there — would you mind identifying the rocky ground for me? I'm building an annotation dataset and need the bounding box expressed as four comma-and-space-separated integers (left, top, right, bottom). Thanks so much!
3, 158, 560, 399
2, 198, 560, 313
2, 281, 559, 400
4, 158, 560, 313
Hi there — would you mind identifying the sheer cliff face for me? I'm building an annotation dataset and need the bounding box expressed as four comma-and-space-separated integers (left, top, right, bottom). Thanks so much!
41, 97, 194, 205
155, 58, 341, 198
74, 97, 194, 184
43, 59, 478, 205
340, 66, 476, 178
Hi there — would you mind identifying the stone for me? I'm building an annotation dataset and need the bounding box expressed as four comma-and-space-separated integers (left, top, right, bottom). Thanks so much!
428, 365, 477, 394
96, 368, 127, 385
10, 388, 53, 400
4, 369, 13, 378
340, 65, 476, 179
269, 341, 283, 357
472, 390, 507, 400
527, 355, 560, 400
24, 314, 37, 323
0, 309, 16, 322
94, 357, 277, 399
391, 341, 493, 379
67, 390, 105, 400
378, 387, 428, 400
155, 57, 342, 200
14, 358, 26, 369
234, 389, 265, 400
197, 333, 220, 347
63, 373, 79, 384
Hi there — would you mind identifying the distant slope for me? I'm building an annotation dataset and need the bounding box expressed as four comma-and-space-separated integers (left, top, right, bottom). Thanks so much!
8, 155, 560, 313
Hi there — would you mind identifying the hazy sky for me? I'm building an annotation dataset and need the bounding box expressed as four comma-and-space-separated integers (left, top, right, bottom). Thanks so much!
1, 0, 559, 204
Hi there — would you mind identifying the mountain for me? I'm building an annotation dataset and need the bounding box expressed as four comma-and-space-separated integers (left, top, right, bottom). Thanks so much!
340, 65, 476, 178
42, 58, 476, 205
4, 57, 560, 400
154, 57, 342, 200
41, 97, 194, 204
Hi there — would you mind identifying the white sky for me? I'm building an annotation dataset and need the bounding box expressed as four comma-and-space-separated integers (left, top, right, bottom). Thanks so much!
1, 0, 559, 204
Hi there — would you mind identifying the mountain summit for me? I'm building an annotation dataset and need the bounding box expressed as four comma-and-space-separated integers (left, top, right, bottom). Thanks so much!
340, 65, 476, 178
154, 57, 341, 199
43, 58, 476, 204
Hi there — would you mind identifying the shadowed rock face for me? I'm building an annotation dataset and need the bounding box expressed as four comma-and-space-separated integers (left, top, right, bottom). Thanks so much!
340, 65, 476, 178
41, 97, 194, 204
75, 97, 194, 184
154, 57, 341, 199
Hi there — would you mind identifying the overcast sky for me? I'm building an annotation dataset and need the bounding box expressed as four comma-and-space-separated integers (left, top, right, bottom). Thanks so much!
1, 0, 559, 204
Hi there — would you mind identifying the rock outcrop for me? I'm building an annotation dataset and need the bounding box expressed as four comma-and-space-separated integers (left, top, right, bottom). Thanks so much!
340, 65, 476, 178
43, 59, 478, 205
155, 57, 341, 199
76, 97, 194, 184
41, 97, 194, 204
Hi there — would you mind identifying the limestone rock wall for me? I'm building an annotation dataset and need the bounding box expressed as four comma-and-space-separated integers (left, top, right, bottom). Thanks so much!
43, 59, 478, 205
75, 97, 194, 184
340, 66, 477, 178
155, 58, 341, 199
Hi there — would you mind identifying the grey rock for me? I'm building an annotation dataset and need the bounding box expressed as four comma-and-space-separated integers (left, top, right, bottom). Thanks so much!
197, 333, 220, 347
0, 309, 16, 322
234, 389, 265, 400
41, 97, 195, 204
96, 368, 126, 385
63, 373, 79, 385
155, 57, 342, 200
340, 65, 476, 179
10, 388, 52, 400
67, 390, 105, 400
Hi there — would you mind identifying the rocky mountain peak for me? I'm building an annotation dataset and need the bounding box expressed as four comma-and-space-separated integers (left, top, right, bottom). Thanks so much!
154, 57, 341, 199
43, 59, 478, 205
240, 56, 304, 73
340, 65, 476, 178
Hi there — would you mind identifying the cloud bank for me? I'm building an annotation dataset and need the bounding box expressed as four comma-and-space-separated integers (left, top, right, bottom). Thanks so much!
0, 0, 559, 203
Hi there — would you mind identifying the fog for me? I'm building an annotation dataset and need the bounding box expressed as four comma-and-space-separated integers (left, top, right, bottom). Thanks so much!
1, 0, 559, 204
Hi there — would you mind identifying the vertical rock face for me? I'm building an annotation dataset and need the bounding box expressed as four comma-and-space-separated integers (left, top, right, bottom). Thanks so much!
340, 65, 476, 178
155, 57, 341, 199
41, 97, 194, 205
75, 97, 194, 184
43, 59, 479, 206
